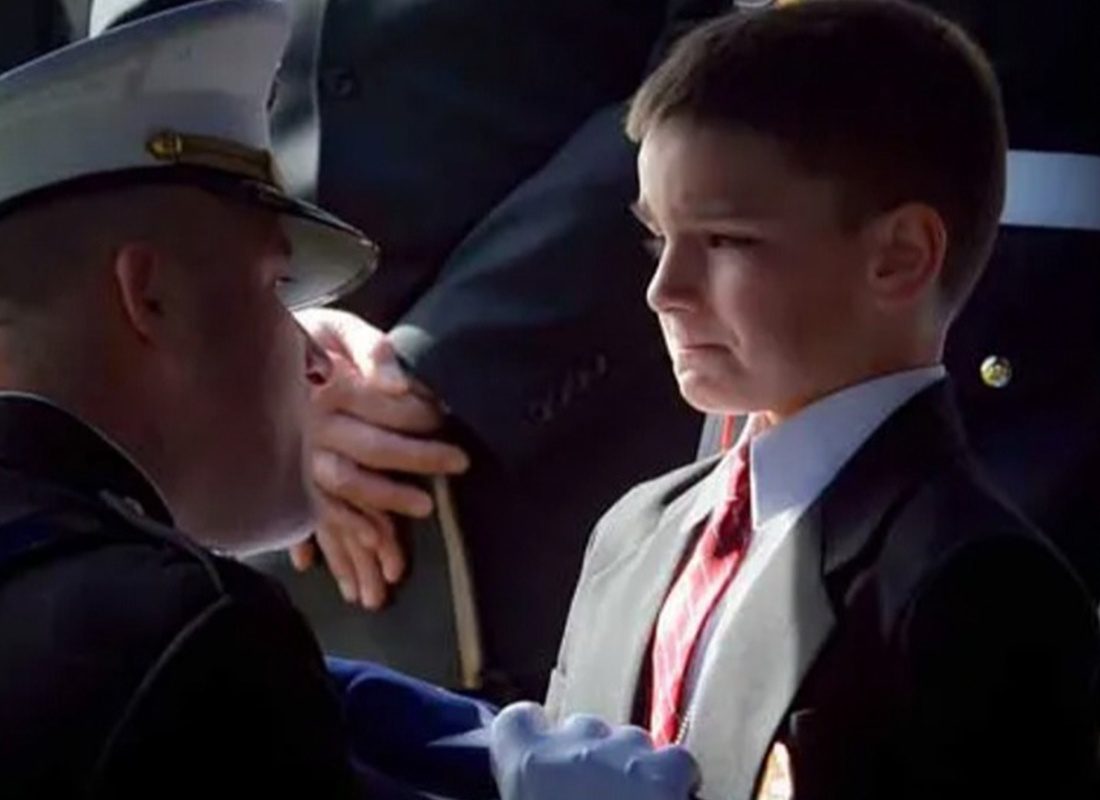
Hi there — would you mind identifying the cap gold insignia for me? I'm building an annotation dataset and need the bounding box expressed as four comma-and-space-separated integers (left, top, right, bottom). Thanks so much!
756, 741, 794, 800
146, 130, 282, 188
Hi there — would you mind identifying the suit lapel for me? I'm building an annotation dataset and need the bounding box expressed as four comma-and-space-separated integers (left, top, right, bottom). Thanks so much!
566, 456, 725, 722
683, 503, 835, 800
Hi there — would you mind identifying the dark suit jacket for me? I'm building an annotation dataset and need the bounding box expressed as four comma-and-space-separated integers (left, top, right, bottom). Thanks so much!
548, 383, 1100, 799
0, 397, 363, 798
0, 1, 76, 73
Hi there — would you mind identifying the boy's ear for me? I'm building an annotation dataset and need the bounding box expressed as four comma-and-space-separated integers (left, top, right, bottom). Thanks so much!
112, 241, 168, 344
864, 203, 947, 307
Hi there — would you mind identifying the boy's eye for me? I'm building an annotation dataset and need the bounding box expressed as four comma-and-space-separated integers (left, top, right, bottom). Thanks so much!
643, 235, 666, 259
705, 233, 761, 250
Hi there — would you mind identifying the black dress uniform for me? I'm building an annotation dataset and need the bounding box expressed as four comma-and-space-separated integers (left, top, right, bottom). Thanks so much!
0, 397, 362, 797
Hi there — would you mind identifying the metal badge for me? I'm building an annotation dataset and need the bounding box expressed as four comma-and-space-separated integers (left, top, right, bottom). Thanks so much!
757, 740, 795, 800
147, 130, 283, 188
980, 355, 1013, 389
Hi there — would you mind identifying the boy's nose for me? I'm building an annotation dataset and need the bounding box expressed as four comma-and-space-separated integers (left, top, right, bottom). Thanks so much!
646, 245, 699, 313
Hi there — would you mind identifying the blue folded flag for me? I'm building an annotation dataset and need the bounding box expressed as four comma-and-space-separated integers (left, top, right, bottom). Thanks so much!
328, 658, 499, 799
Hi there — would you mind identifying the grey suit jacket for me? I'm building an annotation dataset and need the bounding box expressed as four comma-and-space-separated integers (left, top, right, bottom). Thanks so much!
548, 382, 1100, 799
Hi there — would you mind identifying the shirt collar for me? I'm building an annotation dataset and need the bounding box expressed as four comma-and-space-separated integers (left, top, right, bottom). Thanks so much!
749, 366, 946, 530
683, 366, 946, 534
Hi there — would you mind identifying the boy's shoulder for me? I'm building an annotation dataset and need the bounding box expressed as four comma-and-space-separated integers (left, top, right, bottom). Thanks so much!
584, 455, 723, 573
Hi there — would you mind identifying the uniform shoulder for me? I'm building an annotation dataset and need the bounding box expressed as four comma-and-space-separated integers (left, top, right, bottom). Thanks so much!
3, 501, 296, 671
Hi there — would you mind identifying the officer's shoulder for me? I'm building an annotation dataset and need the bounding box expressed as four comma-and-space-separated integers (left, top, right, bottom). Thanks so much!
27, 500, 296, 653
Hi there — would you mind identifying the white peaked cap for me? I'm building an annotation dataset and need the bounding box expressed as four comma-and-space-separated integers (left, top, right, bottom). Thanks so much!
0, 0, 377, 309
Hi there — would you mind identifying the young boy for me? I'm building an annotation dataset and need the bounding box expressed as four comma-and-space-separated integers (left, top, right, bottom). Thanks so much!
545, 2, 1100, 798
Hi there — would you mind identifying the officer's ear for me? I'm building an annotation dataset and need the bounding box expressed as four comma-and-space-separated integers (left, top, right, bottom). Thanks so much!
112, 241, 168, 344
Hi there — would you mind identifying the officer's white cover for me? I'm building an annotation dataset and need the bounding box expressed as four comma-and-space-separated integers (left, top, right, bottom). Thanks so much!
0, 0, 377, 309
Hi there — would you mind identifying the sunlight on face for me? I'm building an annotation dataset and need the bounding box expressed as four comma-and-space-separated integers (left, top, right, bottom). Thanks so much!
169, 199, 315, 552
636, 119, 874, 419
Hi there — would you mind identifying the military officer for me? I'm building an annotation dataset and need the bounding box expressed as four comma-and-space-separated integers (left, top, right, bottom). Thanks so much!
0, 0, 378, 794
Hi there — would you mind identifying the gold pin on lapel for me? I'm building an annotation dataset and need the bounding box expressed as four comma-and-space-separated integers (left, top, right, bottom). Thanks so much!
756, 741, 794, 800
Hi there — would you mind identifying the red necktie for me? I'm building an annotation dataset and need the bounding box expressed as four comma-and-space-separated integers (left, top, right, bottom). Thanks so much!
648, 438, 753, 746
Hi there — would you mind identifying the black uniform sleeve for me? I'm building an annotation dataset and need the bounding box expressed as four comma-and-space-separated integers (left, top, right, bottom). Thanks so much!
88, 578, 364, 799
894, 537, 1100, 799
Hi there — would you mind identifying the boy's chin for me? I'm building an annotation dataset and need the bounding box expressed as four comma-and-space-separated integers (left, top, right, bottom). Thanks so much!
675, 371, 756, 417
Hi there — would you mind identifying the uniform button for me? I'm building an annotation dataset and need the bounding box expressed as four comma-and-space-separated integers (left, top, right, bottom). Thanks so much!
527, 399, 554, 424
321, 67, 358, 99
980, 355, 1013, 389
122, 496, 146, 516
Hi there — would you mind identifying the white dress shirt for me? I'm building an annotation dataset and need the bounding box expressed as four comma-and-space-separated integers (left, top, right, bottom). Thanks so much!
679, 365, 947, 704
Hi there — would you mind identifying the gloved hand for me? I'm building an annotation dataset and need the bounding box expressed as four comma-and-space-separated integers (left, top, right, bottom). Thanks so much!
490, 702, 700, 800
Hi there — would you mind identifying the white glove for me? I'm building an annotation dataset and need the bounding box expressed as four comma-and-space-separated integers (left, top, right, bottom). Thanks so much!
490, 702, 700, 800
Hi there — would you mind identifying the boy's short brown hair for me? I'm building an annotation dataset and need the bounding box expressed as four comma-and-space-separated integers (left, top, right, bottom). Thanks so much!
627, 0, 1007, 318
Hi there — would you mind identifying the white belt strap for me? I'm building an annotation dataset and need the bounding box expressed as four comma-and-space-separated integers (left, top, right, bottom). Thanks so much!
1003, 150, 1100, 231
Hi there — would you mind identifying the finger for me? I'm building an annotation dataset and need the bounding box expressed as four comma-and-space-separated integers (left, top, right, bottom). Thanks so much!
355, 512, 406, 584
319, 371, 445, 434
360, 336, 410, 396
317, 495, 400, 607
289, 539, 316, 572
295, 308, 385, 370
604, 725, 653, 752
559, 713, 613, 741
313, 450, 436, 518
491, 702, 550, 751
313, 515, 359, 605
631, 745, 701, 795
318, 416, 470, 475
340, 521, 389, 611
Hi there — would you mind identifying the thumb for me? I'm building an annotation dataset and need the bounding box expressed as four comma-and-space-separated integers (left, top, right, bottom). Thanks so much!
361, 336, 412, 396
289, 538, 316, 572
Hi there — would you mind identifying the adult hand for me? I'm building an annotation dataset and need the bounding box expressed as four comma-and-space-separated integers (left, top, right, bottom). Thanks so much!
490, 702, 700, 800
293, 308, 470, 609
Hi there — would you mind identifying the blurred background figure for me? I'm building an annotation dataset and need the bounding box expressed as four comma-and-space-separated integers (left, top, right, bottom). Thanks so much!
0, 1, 81, 72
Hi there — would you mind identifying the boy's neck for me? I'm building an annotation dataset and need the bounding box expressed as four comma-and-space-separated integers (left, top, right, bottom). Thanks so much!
764, 354, 943, 426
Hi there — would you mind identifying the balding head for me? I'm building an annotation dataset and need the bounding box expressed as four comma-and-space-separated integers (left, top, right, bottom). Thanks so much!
0, 184, 319, 554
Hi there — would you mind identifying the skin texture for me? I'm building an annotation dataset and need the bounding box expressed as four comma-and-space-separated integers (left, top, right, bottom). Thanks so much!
0, 184, 328, 555
633, 119, 949, 423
